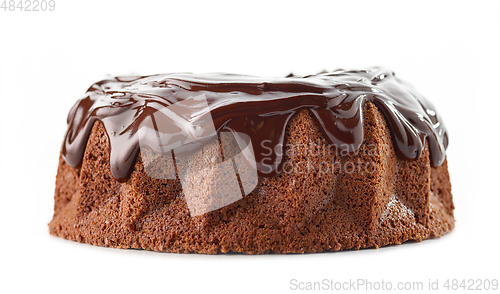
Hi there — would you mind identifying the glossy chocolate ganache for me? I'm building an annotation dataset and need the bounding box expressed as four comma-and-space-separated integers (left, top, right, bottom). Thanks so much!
62, 67, 448, 182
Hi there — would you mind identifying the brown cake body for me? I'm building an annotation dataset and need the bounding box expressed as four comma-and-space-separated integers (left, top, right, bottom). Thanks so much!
49, 102, 454, 254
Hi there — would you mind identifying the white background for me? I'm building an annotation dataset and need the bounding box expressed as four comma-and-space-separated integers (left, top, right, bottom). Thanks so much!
1, 1, 499, 293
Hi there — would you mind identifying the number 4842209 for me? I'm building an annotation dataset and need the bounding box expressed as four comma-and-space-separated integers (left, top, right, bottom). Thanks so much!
1, 0, 55, 11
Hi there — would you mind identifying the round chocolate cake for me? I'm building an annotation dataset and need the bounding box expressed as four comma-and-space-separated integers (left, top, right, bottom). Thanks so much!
49, 67, 454, 254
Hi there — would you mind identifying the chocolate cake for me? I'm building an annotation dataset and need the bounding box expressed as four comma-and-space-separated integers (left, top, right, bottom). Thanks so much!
49, 67, 454, 254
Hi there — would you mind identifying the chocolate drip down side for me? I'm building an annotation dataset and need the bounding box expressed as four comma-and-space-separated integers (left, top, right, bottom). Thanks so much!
62, 67, 448, 182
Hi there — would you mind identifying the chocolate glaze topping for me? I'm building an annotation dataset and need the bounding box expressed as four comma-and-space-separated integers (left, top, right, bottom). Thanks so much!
62, 67, 448, 182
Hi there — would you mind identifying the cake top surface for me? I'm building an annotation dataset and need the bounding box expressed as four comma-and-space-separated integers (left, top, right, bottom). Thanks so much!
62, 67, 448, 181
